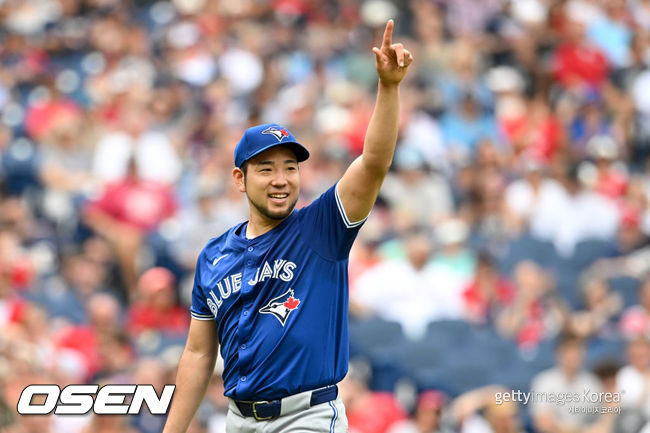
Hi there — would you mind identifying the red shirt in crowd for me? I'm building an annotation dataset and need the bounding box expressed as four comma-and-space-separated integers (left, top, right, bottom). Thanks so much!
89, 178, 177, 233
54, 325, 99, 378
462, 277, 515, 323
127, 304, 189, 336
551, 42, 608, 89
347, 392, 407, 433
595, 169, 627, 199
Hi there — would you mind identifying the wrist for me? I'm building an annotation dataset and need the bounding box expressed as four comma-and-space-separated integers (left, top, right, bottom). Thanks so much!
378, 80, 399, 90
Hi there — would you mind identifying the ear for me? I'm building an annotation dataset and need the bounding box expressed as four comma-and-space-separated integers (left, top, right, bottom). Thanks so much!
232, 167, 246, 193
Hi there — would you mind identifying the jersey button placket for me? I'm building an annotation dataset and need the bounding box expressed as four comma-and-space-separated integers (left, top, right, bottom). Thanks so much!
237, 242, 256, 396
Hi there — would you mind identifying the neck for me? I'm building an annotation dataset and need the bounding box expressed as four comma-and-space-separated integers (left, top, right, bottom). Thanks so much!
246, 211, 291, 238
563, 369, 579, 381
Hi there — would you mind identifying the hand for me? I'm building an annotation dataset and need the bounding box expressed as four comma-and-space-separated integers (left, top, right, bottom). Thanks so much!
372, 20, 413, 86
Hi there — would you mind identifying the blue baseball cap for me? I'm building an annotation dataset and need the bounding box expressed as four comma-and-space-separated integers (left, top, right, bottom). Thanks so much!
234, 123, 310, 168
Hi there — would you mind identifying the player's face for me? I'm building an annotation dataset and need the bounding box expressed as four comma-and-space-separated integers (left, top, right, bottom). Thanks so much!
237, 146, 300, 221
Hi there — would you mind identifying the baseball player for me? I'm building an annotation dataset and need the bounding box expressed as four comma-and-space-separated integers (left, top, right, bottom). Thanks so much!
163, 19, 413, 433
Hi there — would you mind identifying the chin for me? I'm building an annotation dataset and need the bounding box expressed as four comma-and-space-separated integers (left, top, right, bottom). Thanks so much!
250, 195, 298, 221
265, 207, 293, 220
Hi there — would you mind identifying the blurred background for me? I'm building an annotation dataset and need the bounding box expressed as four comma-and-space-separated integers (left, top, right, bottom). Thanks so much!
2, 0, 650, 432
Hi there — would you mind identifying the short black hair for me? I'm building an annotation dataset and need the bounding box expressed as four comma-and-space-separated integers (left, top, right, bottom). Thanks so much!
592, 361, 620, 381
556, 332, 583, 350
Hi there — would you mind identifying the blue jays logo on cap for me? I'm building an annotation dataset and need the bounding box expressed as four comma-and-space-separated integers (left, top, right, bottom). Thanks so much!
234, 123, 310, 168
262, 126, 290, 142
259, 288, 301, 326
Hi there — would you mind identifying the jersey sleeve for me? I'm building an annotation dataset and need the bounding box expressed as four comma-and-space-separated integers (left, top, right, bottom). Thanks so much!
298, 182, 367, 261
189, 251, 214, 321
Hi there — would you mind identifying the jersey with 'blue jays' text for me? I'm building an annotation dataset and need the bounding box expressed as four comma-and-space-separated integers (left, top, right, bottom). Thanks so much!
189, 182, 365, 400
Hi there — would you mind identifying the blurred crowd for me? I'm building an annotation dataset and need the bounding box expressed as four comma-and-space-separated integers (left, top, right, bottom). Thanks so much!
2, 0, 650, 432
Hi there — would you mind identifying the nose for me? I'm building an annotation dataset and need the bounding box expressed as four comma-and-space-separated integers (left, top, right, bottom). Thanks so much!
270, 171, 288, 186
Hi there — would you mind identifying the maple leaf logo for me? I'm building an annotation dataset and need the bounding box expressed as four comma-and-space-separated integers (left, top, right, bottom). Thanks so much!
284, 296, 300, 310
259, 289, 301, 326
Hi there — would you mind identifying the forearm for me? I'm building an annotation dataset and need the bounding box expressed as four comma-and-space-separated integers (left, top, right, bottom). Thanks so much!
335, 20, 411, 221
83, 207, 129, 240
163, 349, 217, 433
361, 82, 400, 174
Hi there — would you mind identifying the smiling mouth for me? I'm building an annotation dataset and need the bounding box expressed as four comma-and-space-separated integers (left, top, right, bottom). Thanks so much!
268, 193, 289, 199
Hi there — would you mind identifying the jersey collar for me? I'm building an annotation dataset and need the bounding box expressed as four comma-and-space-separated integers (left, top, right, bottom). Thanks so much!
227, 210, 298, 250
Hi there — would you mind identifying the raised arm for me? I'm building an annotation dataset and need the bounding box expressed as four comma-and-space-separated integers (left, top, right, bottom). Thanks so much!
162, 318, 219, 433
337, 19, 413, 222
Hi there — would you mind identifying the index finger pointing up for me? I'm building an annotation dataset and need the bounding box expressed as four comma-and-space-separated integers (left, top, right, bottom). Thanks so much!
381, 19, 394, 48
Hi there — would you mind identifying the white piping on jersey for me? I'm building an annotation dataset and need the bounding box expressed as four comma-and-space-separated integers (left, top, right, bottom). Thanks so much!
190, 312, 214, 321
334, 182, 367, 229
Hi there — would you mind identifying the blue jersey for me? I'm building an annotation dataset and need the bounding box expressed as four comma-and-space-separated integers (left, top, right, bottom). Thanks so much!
189, 183, 364, 400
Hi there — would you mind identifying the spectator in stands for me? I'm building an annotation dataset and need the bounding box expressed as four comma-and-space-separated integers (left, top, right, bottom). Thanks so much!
84, 158, 176, 291
388, 389, 453, 433
589, 361, 625, 433
92, 328, 134, 383
536, 163, 620, 258
351, 227, 436, 339
53, 292, 123, 381
0, 236, 31, 329
426, 218, 475, 320
91, 93, 181, 186
127, 267, 189, 336
584, 135, 628, 200
461, 252, 514, 325
586, 0, 632, 69
551, 5, 609, 90
130, 358, 171, 433
451, 386, 524, 433
348, 219, 385, 297
529, 333, 603, 432
0, 225, 35, 293
36, 101, 94, 225
380, 146, 453, 228
462, 400, 522, 433
616, 337, 650, 419
32, 251, 109, 325
496, 261, 567, 348
339, 364, 407, 433
620, 276, 650, 339
170, 182, 248, 270
440, 92, 500, 161
568, 277, 622, 339
504, 157, 567, 238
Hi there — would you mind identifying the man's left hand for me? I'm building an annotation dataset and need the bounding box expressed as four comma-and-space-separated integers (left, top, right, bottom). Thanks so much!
372, 20, 414, 86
